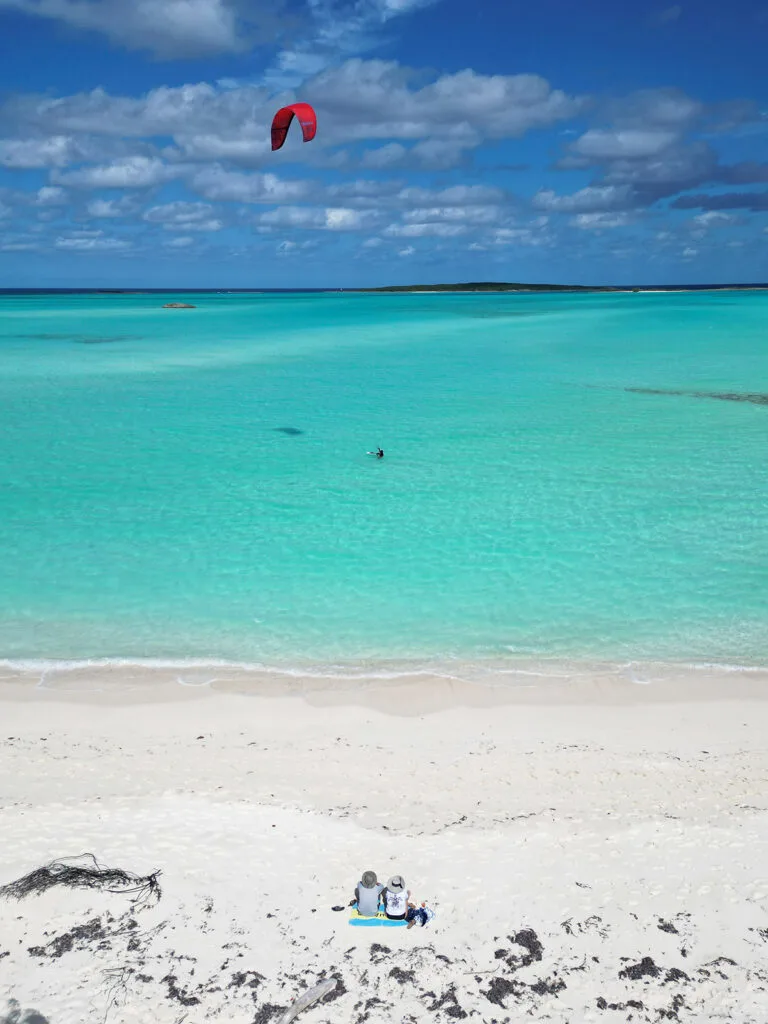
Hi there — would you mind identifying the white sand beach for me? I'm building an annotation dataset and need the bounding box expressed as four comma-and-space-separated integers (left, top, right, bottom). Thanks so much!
1, 662, 768, 1024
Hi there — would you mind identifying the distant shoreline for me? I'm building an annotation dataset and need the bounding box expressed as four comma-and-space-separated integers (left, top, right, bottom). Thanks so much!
1, 282, 767, 295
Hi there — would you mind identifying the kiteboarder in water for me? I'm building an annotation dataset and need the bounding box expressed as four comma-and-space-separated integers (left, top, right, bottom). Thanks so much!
376, 447, 384, 459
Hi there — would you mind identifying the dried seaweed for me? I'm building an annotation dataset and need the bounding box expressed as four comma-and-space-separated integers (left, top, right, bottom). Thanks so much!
0, 854, 161, 906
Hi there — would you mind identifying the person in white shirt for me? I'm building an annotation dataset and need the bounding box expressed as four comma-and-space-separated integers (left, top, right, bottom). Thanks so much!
381, 875, 410, 920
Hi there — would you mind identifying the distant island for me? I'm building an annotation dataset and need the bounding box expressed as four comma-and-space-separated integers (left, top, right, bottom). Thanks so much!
162, 302, 196, 309
362, 281, 617, 293
357, 281, 768, 294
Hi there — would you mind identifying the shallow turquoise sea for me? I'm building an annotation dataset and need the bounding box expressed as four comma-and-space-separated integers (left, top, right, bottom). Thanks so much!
0, 290, 766, 669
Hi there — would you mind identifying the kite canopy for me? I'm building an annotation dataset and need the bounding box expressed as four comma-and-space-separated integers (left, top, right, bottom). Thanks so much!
271, 103, 317, 151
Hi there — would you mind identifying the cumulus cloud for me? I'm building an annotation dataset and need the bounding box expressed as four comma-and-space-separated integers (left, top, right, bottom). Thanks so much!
1, 60, 583, 173
401, 205, 499, 224
569, 128, 679, 161
540, 85, 768, 218
189, 166, 311, 204
0, 135, 81, 168
491, 226, 550, 247
35, 185, 67, 205
259, 205, 373, 230
261, 0, 443, 88
164, 235, 196, 247
143, 200, 223, 231
87, 197, 136, 217
571, 212, 632, 230
306, 61, 584, 150
0, 0, 274, 59
533, 185, 635, 213
360, 143, 408, 168
397, 245, 415, 256
54, 156, 182, 188
692, 211, 737, 227
55, 230, 130, 251
384, 221, 466, 237
276, 238, 318, 255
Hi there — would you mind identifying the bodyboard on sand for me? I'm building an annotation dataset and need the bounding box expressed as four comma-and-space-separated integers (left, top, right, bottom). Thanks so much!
349, 910, 406, 927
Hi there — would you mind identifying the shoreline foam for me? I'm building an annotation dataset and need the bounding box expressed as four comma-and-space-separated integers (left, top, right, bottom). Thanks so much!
1, 654, 767, 709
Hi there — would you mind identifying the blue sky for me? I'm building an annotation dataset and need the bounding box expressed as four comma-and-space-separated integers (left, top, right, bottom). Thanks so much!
0, 0, 766, 287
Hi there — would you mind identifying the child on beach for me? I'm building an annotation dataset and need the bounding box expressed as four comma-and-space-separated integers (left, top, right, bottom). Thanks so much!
406, 900, 435, 929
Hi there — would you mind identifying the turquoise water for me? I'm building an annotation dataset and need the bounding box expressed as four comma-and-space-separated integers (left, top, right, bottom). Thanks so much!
1, 290, 766, 669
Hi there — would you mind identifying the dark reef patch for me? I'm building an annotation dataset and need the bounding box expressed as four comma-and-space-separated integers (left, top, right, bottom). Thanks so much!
626, 387, 768, 406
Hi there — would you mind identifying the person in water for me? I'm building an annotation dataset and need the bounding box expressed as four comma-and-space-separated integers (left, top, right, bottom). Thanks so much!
376, 447, 384, 459
381, 875, 410, 920
353, 870, 383, 917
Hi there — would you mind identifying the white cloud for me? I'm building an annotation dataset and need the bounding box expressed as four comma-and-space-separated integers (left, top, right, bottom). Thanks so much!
55, 231, 130, 251
571, 212, 632, 230
0, 0, 247, 59
306, 61, 584, 152
35, 185, 67, 205
144, 200, 215, 224
172, 133, 272, 166
276, 239, 318, 256
570, 128, 678, 160
384, 221, 466, 237
261, 0, 443, 88
0, 59, 582, 178
396, 184, 504, 206
533, 185, 635, 213
143, 200, 223, 231
164, 235, 195, 247
604, 87, 702, 130
259, 205, 372, 231
87, 197, 135, 217
190, 167, 309, 204
692, 211, 736, 227
362, 236, 383, 247
491, 226, 550, 247
682, 246, 698, 257
402, 205, 499, 224
54, 156, 180, 189
360, 143, 408, 168
397, 245, 416, 256
0, 135, 80, 168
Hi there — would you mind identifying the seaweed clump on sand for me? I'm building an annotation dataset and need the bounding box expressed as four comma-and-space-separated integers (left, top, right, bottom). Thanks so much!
0, 854, 161, 906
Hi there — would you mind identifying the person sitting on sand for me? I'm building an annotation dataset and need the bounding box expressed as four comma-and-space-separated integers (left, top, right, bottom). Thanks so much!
381, 875, 410, 920
406, 899, 435, 929
354, 870, 384, 917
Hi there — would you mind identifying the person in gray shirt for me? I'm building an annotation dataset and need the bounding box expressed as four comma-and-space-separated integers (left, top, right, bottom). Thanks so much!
354, 870, 384, 917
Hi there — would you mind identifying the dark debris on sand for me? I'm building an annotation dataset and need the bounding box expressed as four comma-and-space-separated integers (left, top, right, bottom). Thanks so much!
0, 854, 161, 906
